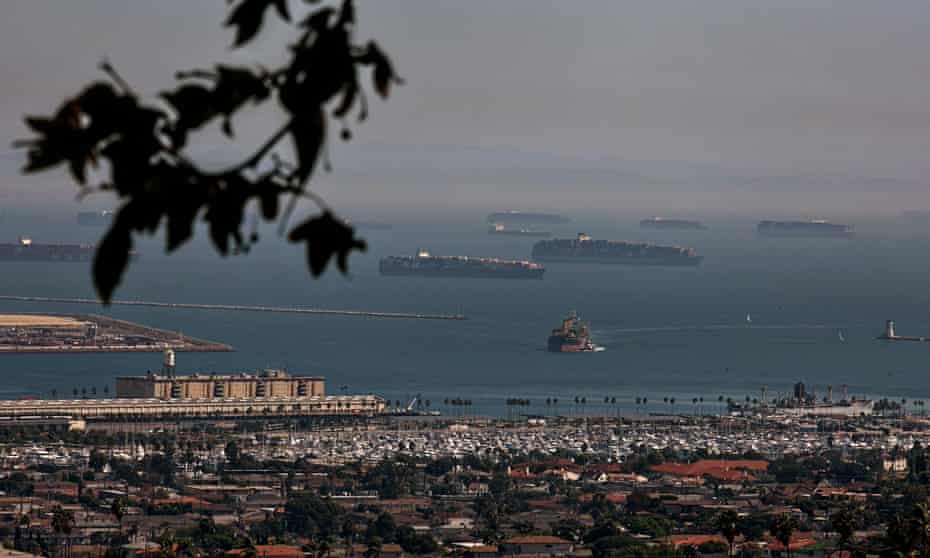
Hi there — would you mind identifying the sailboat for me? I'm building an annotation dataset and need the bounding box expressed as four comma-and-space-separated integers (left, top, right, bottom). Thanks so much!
838, 330, 845, 342
746, 313, 752, 324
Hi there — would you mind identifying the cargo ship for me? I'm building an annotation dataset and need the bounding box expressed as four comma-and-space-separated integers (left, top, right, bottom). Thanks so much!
548, 312, 600, 352
756, 220, 854, 238
488, 224, 551, 237
77, 210, 114, 226
487, 211, 570, 225
0, 237, 94, 262
379, 249, 545, 279
531, 234, 703, 266
640, 217, 706, 230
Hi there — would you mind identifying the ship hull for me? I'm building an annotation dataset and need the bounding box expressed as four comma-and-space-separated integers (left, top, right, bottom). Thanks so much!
640, 220, 706, 230
548, 336, 598, 352
488, 230, 551, 238
533, 255, 703, 266
0, 244, 93, 262
756, 221, 854, 238
379, 261, 544, 279
487, 212, 569, 225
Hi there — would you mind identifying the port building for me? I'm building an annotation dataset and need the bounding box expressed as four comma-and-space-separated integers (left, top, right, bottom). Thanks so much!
116, 350, 324, 399
116, 370, 325, 400
0, 351, 383, 423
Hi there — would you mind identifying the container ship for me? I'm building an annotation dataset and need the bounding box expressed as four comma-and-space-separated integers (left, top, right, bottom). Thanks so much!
531, 234, 703, 266
488, 224, 551, 237
548, 312, 600, 352
77, 210, 114, 226
379, 249, 545, 279
640, 217, 706, 230
486, 211, 570, 225
0, 237, 93, 262
756, 220, 854, 238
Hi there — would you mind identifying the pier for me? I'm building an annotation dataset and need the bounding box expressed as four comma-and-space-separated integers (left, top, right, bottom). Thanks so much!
0, 296, 466, 321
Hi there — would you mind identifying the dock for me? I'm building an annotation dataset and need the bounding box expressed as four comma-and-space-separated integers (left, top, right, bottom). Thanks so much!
0, 296, 467, 321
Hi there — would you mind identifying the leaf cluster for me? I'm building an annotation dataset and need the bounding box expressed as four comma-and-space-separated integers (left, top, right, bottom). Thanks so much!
15, 0, 400, 301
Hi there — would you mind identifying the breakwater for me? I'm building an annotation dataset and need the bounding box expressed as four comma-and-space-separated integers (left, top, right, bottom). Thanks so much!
0, 296, 466, 321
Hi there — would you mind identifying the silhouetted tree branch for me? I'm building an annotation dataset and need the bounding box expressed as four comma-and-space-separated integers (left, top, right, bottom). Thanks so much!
13, 0, 401, 302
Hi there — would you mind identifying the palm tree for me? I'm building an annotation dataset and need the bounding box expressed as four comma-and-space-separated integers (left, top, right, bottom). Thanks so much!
51, 504, 74, 558
830, 507, 857, 553
910, 503, 930, 556
714, 510, 739, 557
771, 513, 799, 558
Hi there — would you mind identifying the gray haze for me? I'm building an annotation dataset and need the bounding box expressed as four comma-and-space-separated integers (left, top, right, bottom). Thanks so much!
1, 1, 930, 216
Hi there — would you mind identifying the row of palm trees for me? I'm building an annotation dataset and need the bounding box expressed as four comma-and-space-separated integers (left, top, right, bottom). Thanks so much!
49, 386, 111, 399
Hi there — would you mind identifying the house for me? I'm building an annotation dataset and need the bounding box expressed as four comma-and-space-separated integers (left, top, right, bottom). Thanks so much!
463, 545, 498, 558
500, 535, 574, 556
227, 544, 305, 558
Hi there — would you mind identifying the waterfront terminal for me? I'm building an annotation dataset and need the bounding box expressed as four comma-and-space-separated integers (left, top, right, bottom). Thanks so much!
0, 350, 385, 427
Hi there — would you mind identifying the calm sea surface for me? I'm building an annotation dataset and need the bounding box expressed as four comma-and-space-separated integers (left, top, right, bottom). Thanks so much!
1, 210, 929, 417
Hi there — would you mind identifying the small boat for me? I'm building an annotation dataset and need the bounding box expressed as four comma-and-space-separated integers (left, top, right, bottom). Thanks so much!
838, 330, 845, 342
746, 313, 752, 324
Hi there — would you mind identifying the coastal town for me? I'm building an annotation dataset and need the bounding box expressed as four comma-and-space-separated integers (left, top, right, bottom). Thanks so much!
2, 407, 930, 558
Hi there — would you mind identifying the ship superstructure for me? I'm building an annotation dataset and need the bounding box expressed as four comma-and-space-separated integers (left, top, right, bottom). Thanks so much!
532, 234, 703, 266
548, 312, 598, 352
757, 220, 854, 238
379, 249, 545, 279
0, 237, 94, 262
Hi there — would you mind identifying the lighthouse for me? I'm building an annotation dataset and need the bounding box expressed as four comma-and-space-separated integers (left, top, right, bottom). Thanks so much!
883, 320, 896, 339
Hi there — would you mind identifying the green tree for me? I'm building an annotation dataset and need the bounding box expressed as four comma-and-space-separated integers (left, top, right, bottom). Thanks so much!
15, 0, 400, 301
51, 505, 74, 558
829, 507, 858, 552
771, 514, 799, 558
714, 509, 739, 557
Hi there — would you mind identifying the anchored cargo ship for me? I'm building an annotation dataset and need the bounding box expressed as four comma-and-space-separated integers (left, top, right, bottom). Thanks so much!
757, 220, 854, 238
0, 237, 93, 262
640, 217, 706, 230
532, 234, 703, 266
488, 224, 551, 237
77, 210, 114, 226
487, 211, 570, 225
379, 249, 545, 279
548, 312, 600, 352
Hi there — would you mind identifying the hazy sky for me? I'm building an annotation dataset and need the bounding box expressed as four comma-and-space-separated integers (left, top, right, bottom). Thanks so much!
2, 1, 929, 214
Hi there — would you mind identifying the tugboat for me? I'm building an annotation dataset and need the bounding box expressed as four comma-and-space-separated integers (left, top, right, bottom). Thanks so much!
547, 312, 602, 352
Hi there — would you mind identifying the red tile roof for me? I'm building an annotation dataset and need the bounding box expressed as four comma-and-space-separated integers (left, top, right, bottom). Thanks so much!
228, 545, 304, 558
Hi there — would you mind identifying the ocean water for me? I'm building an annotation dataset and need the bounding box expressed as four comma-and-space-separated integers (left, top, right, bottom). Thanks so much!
1, 209, 930, 417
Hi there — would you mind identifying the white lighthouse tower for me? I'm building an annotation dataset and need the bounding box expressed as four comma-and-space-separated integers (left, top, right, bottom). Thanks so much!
883, 320, 896, 339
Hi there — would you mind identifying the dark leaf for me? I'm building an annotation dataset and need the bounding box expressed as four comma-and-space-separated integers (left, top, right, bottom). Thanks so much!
222, 118, 234, 138
212, 65, 269, 116
300, 7, 334, 31
359, 42, 402, 98
204, 179, 249, 256
160, 84, 214, 127
68, 157, 87, 185
337, 0, 355, 26
24, 117, 54, 134
75, 82, 119, 116
258, 182, 280, 220
332, 78, 357, 118
288, 211, 366, 276
289, 109, 325, 185
93, 210, 134, 303
225, 0, 272, 47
